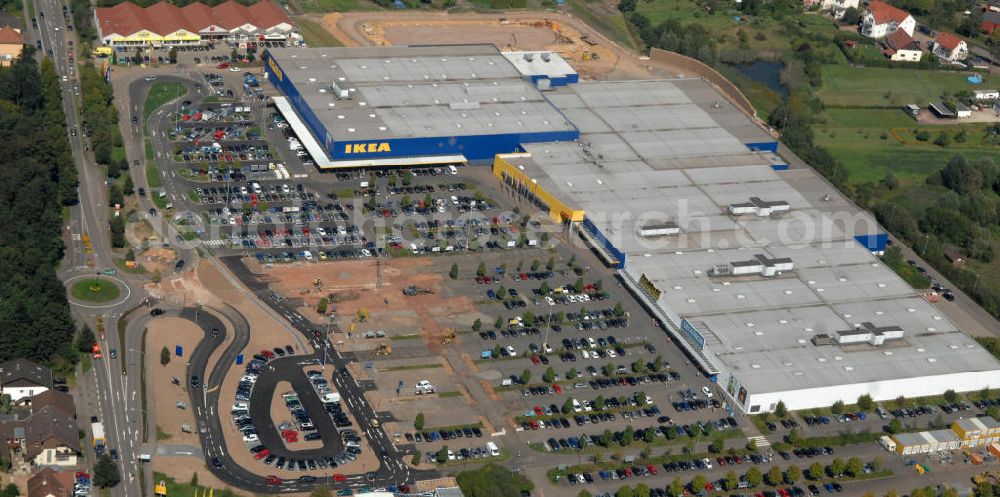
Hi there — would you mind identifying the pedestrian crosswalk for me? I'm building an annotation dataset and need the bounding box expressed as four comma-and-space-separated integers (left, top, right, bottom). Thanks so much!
747, 435, 771, 447
201, 239, 229, 247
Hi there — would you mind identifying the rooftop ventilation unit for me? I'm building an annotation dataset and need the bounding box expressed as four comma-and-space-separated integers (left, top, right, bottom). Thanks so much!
833, 322, 904, 346
713, 254, 793, 278
540, 52, 551, 62
330, 81, 350, 100
727, 197, 790, 217
523, 53, 534, 62
639, 222, 680, 237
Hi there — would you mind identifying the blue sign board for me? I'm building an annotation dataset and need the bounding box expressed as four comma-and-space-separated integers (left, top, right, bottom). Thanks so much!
236, 354, 244, 365
680, 319, 707, 351
175, 345, 183, 357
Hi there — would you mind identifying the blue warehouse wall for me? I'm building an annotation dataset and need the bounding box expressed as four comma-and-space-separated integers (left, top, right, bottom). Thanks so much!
855, 233, 889, 253
746, 141, 779, 153
527, 73, 579, 87
332, 129, 580, 162
264, 51, 331, 152
581, 218, 626, 269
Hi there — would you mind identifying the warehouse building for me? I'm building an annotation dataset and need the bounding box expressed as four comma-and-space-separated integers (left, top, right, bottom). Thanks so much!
882, 416, 1000, 454
262, 44, 1000, 413
263, 45, 580, 168
486, 78, 1000, 414
94, 0, 295, 47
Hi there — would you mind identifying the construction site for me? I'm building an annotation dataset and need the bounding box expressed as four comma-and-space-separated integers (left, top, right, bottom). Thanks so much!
314, 11, 651, 80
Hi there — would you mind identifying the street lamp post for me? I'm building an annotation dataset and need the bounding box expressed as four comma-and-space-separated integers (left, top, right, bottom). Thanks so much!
921, 235, 930, 256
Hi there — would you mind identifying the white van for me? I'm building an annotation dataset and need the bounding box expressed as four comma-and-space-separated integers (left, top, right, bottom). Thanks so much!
448, 165, 458, 175
486, 441, 500, 457
252, 182, 261, 194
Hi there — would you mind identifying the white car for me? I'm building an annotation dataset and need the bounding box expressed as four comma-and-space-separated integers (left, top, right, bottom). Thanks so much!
607, 349, 617, 358
505, 345, 517, 357
545, 296, 555, 306
702, 458, 713, 469
228, 66, 241, 72
416, 380, 433, 390
242, 433, 258, 443
581, 350, 590, 359
702, 386, 713, 398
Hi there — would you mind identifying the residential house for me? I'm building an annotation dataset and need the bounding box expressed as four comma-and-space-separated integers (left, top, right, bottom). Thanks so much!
805, 0, 860, 18
0, 389, 80, 468
23, 404, 81, 467
955, 102, 972, 118
0, 359, 52, 403
983, 11, 1000, 35
933, 32, 968, 61
0, 26, 24, 68
986, 0, 1000, 13
861, 0, 916, 38
974, 89, 1000, 100
881, 29, 922, 62
28, 467, 76, 497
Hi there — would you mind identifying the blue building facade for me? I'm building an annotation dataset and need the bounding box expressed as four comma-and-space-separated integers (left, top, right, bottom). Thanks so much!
264, 50, 580, 163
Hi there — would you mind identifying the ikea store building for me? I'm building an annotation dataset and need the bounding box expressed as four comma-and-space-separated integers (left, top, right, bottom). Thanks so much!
264, 45, 1000, 413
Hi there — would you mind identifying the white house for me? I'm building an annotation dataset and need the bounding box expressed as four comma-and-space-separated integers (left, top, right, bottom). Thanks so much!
882, 29, 922, 62
808, 0, 860, 18
974, 89, 999, 100
0, 359, 52, 403
861, 0, 916, 38
933, 32, 969, 61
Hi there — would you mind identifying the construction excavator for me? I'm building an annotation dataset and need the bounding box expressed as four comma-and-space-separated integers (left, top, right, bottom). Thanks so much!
403, 285, 434, 296
973, 471, 1000, 485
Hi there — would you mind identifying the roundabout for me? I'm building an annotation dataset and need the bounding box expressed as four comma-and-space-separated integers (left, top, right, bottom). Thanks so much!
65, 274, 132, 308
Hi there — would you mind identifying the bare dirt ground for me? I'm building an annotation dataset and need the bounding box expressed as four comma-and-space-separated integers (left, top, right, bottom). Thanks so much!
315, 11, 650, 80
151, 456, 242, 492
260, 258, 483, 354
138, 247, 176, 274
146, 317, 203, 446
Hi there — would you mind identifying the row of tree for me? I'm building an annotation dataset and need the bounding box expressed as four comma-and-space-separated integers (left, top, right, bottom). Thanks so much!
0, 49, 78, 365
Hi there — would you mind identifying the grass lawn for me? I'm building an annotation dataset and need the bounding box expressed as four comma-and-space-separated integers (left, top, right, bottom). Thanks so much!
296, 18, 343, 47
816, 65, 984, 107
146, 161, 162, 189
815, 109, 1000, 184
144, 82, 188, 121
152, 473, 247, 497
298, 0, 375, 11
566, 0, 638, 52
70, 278, 121, 303
111, 146, 126, 166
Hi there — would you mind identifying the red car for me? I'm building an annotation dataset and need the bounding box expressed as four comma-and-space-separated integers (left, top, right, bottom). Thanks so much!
646, 464, 658, 475
217, 62, 229, 69
265, 475, 282, 485
260, 349, 275, 359
333, 474, 347, 482
552, 384, 562, 394
530, 355, 541, 365
534, 406, 544, 416
254, 449, 270, 460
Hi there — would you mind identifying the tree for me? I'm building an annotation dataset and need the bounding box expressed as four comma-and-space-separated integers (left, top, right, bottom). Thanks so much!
934, 130, 951, 147
450, 263, 459, 280
573, 278, 584, 292
94, 454, 120, 488
633, 483, 650, 497
578, 491, 593, 497
766, 466, 783, 486
617, 485, 634, 497
546, 257, 555, 270
110, 216, 125, 248
494, 316, 503, 330
709, 435, 725, 453
785, 465, 801, 484
829, 457, 845, 477
477, 262, 486, 277
1, 483, 18, 497
539, 281, 550, 295
593, 395, 605, 410
943, 389, 958, 403
520, 369, 531, 385
774, 401, 788, 418
887, 417, 902, 434
160, 346, 170, 366
76, 324, 96, 352
831, 400, 845, 415
631, 360, 646, 374
562, 398, 575, 414
724, 471, 739, 491
414, 412, 425, 431
689, 475, 707, 493
746, 438, 757, 451
785, 428, 800, 445
123, 175, 134, 195
543, 367, 555, 383
652, 355, 663, 372
567, 368, 578, 380
808, 462, 824, 480
986, 405, 999, 420
857, 394, 874, 411
669, 477, 684, 497
603, 363, 615, 377
599, 429, 612, 447
310, 486, 332, 497
845, 457, 864, 477
613, 302, 625, 316
745, 467, 763, 487
622, 425, 635, 446
841, 6, 861, 24
317, 297, 329, 315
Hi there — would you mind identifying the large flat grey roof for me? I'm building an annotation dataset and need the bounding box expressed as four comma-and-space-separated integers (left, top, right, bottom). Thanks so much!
267, 46, 575, 142
503, 78, 1000, 396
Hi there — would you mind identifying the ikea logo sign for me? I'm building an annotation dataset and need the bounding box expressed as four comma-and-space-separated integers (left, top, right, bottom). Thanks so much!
268, 57, 283, 82
344, 142, 391, 154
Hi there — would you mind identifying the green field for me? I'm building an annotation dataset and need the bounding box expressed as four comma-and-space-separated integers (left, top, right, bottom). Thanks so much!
815, 108, 1000, 184
566, 0, 637, 52
298, 0, 375, 12
70, 278, 121, 303
297, 18, 344, 47
817, 65, 984, 107
152, 473, 247, 497
144, 82, 188, 121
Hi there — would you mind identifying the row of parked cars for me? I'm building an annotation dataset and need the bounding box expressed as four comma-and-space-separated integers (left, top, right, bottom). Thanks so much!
410, 426, 484, 442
